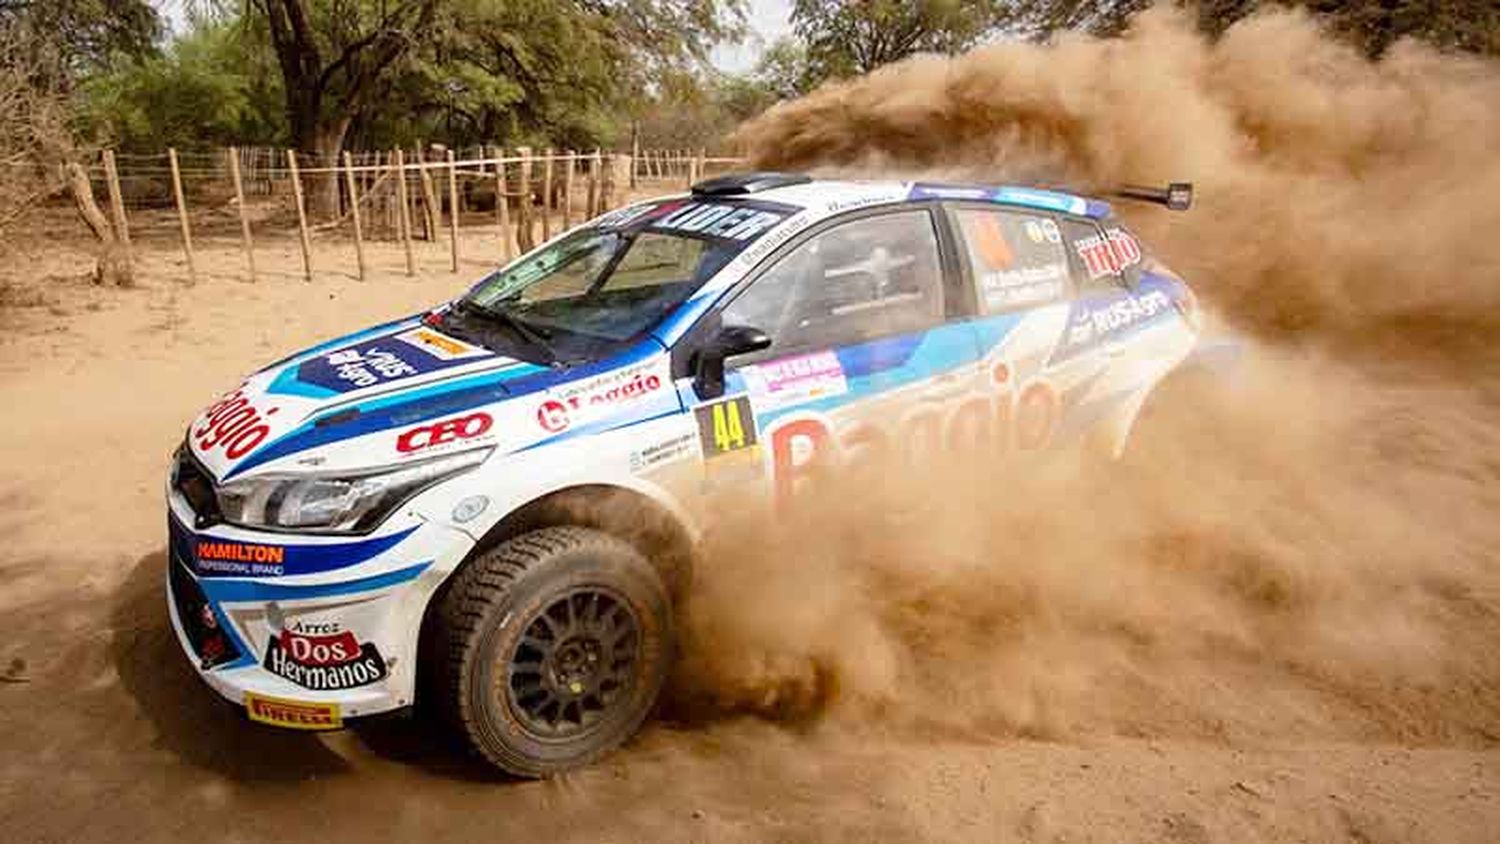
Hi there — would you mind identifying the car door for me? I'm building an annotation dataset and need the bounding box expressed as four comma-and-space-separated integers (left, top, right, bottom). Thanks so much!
945, 202, 1086, 454
680, 206, 986, 511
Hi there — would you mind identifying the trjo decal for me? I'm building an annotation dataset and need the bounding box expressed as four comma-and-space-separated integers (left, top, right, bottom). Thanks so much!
1073, 228, 1143, 279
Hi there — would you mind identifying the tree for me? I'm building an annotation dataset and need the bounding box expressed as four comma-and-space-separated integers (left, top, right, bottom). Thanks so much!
790, 0, 1012, 78
755, 36, 818, 99
78, 21, 284, 152
1192, 0, 1500, 58
0, 0, 162, 73
246, 0, 439, 204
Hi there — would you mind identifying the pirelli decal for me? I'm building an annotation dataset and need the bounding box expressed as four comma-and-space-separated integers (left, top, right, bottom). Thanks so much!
244, 692, 342, 731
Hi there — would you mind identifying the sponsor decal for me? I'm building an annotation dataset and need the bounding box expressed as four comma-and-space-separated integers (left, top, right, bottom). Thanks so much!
396, 411, 493, 453
742, 351, 848, 411
735, 211, 809, 267
171, 515, 420, 579
537, 399, 570, 432
652, 202, 787, 241
296, 330, 503, 394
979, 262, 1068, 310
193, 389, 279, 460
1052, 277, 1176, 363
594, 202, 667, 229
394, 328, 489, 361
262, 620, 388, 691
630, 432, 697, 473
1073, 227, 1144, 279
767, 369, 1058, 507
695, 395, 758, 457
196, 540, 287, 577
244, 692, 342, 730
538, 363, 667, 434
1041, 219, 1062, 244
324, 347, 417, 389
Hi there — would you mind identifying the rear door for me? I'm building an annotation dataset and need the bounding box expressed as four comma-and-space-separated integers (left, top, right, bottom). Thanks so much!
945, 203, 1084, 453
684, 205, 985, 510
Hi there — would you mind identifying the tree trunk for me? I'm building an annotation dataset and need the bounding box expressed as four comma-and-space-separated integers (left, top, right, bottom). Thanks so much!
66, 162, 131, 287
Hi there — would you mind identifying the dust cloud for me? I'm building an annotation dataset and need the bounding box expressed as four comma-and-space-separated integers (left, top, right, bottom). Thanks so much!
671, 8, 1500, 746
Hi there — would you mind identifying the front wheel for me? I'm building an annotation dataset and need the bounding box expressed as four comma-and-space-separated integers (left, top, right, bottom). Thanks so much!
431, 526, 672, 777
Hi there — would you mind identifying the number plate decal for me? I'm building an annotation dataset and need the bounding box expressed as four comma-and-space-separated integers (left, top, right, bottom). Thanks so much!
695, 395, 758, 457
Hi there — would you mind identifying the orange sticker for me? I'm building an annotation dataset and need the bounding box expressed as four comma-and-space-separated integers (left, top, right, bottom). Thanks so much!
970, 214, 1014, 269
244, 692, 342, 730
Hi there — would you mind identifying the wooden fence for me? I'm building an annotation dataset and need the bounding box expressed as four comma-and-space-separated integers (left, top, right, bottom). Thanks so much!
83, 146, 747, 285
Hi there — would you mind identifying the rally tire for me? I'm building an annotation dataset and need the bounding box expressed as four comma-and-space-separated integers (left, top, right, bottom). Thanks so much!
432, 526, 672, 777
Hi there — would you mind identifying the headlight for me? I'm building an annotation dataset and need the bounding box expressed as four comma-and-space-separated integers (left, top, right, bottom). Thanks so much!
216, 448, 492, 534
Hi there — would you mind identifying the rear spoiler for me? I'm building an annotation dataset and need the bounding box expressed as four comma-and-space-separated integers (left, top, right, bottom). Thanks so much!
1112, 182, 1193, 211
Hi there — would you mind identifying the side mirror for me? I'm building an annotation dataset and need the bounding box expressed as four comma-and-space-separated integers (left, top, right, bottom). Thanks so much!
693, 324, 771, 400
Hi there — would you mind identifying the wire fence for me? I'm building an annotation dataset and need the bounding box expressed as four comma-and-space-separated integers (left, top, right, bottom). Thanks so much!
44, 145, 747, 285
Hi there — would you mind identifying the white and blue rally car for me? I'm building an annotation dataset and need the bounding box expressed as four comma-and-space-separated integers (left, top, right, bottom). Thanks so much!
168, 173, 1203, 775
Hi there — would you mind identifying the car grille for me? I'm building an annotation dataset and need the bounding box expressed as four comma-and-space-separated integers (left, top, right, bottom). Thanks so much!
167, 554, 241, 670
171, 446, 222, 527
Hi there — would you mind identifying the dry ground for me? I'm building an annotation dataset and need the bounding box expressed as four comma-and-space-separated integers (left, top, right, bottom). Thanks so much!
0, 220, 1496, 843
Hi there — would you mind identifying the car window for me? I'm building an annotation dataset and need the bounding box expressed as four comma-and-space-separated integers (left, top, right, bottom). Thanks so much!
1060, 218, 1144, 294
953, 207, 1071, 313
720, 210, 944, 357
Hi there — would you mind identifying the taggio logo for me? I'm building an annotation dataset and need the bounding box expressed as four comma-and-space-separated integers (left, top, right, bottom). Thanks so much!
537, 400, 569, 433
396, 412, 493, 453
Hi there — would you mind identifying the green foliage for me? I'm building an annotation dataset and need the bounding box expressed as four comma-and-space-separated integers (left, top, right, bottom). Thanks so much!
1192, 0, 1500, 58
791, 0, 1014, 77
755, 36, 819, 99
633, 69, 775, 151
76, 22, 283, 152
0, 0, 163, 72
358, 0, 748, 150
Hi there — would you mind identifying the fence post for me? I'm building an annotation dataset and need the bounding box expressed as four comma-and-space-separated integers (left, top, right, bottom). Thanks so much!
586, 149, 600, 218
343, 151, 366, 281
630, 135, 640, 189
494, 146, 513, 261
285, 149, 314, 281
446, 148, 460, 272
394, 149, 415, 276
600, 152, 616, 213
227, 148, 257, 283
101, 150, 132, 260
166, 148, 198, 286
516, 146, 534, 253
562, 150, 575, 229
418, 146, 441, 240
541, 148, 554, 242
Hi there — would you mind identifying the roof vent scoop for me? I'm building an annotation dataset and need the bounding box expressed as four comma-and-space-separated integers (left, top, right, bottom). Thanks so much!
691, 171, 812, 196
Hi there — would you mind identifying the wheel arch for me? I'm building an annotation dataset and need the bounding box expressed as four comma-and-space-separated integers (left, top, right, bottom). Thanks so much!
415, 481, 698, 710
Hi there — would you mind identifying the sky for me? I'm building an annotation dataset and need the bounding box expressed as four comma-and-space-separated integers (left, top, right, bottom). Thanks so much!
153, 0, 793, 75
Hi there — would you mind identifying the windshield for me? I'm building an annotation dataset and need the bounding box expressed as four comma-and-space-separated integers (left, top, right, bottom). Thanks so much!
449, 198, 796, 363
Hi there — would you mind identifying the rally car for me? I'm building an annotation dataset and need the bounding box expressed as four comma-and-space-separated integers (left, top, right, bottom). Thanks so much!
167, 172, 1202, 776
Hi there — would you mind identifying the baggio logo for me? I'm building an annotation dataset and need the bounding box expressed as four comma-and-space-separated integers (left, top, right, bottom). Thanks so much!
396, 412, 493, 453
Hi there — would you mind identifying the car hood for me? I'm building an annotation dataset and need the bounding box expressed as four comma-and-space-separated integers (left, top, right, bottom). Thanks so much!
185, 317, 547, 479
185, 317, 679, 482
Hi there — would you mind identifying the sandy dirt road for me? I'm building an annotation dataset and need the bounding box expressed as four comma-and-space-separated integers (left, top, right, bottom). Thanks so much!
0, 218, 1495, 843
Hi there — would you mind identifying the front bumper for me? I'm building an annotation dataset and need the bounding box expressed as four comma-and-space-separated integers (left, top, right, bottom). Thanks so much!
164, 489, 473, 728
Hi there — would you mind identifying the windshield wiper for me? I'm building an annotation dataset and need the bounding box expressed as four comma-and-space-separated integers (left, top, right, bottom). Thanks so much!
454, 299, 561, 365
